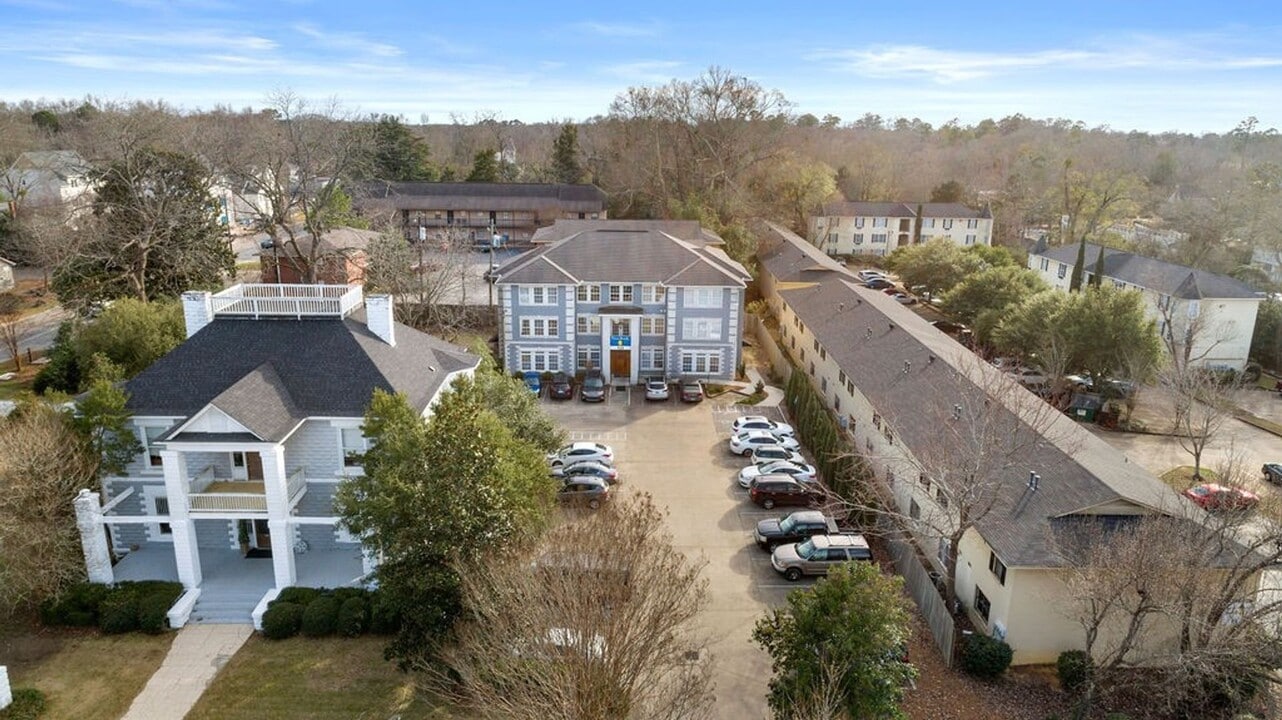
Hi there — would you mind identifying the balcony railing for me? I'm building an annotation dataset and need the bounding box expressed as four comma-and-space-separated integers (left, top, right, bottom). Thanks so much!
187, 466, 308, 513
211, 284, 363, 319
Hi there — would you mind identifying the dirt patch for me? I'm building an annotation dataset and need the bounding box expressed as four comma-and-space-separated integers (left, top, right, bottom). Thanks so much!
902, 609, 1067, 720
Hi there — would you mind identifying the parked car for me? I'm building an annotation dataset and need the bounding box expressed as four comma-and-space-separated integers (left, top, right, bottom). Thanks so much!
1183, 483, 1260, 511
548, 372, 574, 400
581, 370, 606, 403
552, 460, 619, 483
855, 269, 888, 284
754, 511, 849, 552
548, 442, 615, 468
730, 430, 801, 456
558, 477, 610, 509
930, 320, 969, 335
645, 377, 670, 401
749, 445, 806, 466
731, 415, 795, 436
1008, 366, 1048, 388
523, 371, 542, 396
861, 277, 894, 290
1264, 463, 1282, 485
885, 291, 917, 305
771, 534, 873, 581
748, 475, 822, 509
738, 460, 818, 488
680, 377, 704, 403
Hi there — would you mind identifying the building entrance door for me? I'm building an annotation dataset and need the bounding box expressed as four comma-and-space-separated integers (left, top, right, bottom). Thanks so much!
610, 350, 631, 381
252, 519, 272, 552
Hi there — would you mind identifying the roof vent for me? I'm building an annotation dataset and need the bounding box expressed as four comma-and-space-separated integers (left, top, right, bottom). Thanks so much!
902, 360, 911, 374
838, 302, 845, 312
1028, 472, 1041, 491
927, 355, 936, 364
888, 322, 895, 330
952, 404, 962, 420
864, 327, 873, 340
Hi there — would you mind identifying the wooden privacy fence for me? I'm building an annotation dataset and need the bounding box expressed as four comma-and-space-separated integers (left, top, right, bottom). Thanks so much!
882, 530, 957, 667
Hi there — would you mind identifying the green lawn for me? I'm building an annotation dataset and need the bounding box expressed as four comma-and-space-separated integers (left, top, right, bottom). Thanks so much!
1159, 465, 1220, 492
185, 635, 456, 720
3, 630, 174, 720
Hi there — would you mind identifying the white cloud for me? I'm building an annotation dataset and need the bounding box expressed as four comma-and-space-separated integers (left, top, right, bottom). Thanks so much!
292, 22, 403, 58
600, 60, 683, 84
574, 20, 660, 38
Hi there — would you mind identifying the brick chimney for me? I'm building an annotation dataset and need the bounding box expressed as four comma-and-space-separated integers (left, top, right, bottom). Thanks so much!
365, 294, 396, 346
181, 291, 213, 338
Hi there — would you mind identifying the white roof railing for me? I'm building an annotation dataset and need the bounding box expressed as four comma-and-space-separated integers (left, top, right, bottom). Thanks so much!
211, 284, 363, 319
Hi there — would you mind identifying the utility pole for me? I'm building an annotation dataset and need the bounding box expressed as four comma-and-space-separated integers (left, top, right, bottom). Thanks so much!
488, 221, 497, 308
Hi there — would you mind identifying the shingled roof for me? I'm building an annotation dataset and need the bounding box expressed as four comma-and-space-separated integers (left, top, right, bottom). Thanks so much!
531, 219, 724, 245
494, 226, 750, 287
820, 201, 992, 219
125, 312, 477, 441
1036, 242, 1258, 299
756, 220, 855, 283
775, 276, 1190, 567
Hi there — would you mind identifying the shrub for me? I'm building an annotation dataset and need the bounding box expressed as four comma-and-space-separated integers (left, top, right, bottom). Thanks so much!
331, 587, 369, 605
1104, 715, 1132, 720
300, 596, 339, 637
136, 593, 172, 634
40, 582, 109, 627
0, 688, 47, 720
98, 592, 140, 634
261, 602, 304, 640
368, 593, 401, 635
337, 597, 369, 637
275, 586, 322, 606
1056, 650, 1091, 693
960, 634, 1013, 679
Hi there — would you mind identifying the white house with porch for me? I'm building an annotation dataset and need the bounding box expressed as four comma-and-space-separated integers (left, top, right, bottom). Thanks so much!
74, 283, 479, 627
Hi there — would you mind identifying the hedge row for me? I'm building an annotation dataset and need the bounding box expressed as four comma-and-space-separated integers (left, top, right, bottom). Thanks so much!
784, 370, 868, 498
39, 581, 183, 635
261, 586, 399, 640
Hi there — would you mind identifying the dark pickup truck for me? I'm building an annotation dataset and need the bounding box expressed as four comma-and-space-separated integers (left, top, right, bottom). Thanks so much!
754, 510, 854, 552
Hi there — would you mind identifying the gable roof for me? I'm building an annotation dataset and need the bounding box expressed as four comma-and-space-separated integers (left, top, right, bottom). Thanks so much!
756, 220, 857, 284
278, 226, 380, 255
820, 201, 991, 219
494, 225, 750, 287
1035, 242, 1259, 299
124, 312, 478, 438
531, 219, 723, 246
775, 278, 1189, 566
12, 150, 89, 179
361, 181, 606, 213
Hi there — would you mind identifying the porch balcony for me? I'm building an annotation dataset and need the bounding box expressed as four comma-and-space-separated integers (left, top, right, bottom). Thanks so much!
187, 465, 307, 513
210, 283, 362, 319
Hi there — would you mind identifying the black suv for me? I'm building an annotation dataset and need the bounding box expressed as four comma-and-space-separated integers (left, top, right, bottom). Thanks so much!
748, 475, 822, 510
580, 370, 606, 402
754, 510, 845, 552
549, 372, 574, 400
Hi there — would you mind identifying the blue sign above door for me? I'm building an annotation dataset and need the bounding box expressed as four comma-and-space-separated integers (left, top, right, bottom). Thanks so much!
609, 336, 631, 349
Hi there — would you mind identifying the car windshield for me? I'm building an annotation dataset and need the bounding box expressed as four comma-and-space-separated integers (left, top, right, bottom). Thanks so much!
778, 515, 797, 533
585, 378, 603, 389
795, 539, 815, 558
1190, 486, 1209, 496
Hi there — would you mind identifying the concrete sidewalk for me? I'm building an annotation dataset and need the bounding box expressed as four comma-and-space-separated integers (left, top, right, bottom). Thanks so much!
121, 624, 251, 720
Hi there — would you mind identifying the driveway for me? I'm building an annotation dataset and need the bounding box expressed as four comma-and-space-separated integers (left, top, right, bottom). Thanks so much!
0, 305, 70, 363
543, 390, 809, 719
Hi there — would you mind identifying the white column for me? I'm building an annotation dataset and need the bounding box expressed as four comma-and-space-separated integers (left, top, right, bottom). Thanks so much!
629, 316, 640, 384
0, 665, 10, 711
161, 450, 202, 589
261, 446, 296, 588
73, 489, 113, 584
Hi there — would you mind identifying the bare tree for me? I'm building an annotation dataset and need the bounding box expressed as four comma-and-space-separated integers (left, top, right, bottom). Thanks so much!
840, 355, 1078, 615
0, 293, 24, 371
1056, 507, 1282, 718
363, 226, 474, 331
0, 401, 98, 612
1163, 364, 1238, 481
428, 494, 713, 720
204, 91, 371, 283
10, 204, 78, 290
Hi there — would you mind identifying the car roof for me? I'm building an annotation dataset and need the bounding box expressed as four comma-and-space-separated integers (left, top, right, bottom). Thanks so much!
738, 415, 770, 423
565, 476, 608, 488
737, 429, 781, 439
812, 534, 869, 549
762, 460, 806, 470
757, 473, 803, 485
567, 441, 606, 451
786, 510, 827, 523
754, 444, 792, 453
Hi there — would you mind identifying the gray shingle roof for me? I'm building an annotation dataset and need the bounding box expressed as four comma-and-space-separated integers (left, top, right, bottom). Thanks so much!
820, 201, 991, 219
1036, 242, 1259, 299
495, 227, 750, 287
756, 220, 857, 283
775, 276, 1189, 567
125, 312, 478, 436
531, 219, 724, 245
361, 182, 606, 213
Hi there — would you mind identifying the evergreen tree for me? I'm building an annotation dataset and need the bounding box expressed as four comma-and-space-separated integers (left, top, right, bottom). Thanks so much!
1068, 235, 1088, 292
371, 115, 436, 181
1091, 245, 1106, 288
551, 123, 584, 184
466, 149, 500, 182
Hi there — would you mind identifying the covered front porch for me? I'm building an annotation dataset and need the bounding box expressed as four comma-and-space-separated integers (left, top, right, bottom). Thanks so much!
113, 546, 366, 590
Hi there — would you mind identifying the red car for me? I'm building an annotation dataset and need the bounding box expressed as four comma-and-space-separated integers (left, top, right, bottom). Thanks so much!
1183, 483, 1260, 511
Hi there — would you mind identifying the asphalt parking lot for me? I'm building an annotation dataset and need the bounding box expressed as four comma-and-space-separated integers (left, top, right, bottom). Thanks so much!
543, 388, 813, 720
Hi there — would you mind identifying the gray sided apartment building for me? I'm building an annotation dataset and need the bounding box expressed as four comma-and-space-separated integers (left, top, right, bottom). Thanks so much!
492, 221, 751, 383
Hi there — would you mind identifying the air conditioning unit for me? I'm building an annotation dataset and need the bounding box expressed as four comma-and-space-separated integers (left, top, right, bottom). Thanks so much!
991, 622, 1007, 641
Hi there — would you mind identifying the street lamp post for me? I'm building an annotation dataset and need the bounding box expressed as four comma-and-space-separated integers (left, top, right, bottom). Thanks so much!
488, 222, 497, 308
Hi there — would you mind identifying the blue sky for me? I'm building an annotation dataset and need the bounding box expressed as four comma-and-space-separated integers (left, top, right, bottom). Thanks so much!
2, 0, 1278, 133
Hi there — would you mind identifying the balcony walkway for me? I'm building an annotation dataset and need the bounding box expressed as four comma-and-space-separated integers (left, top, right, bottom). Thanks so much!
114, 546, 365, 593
